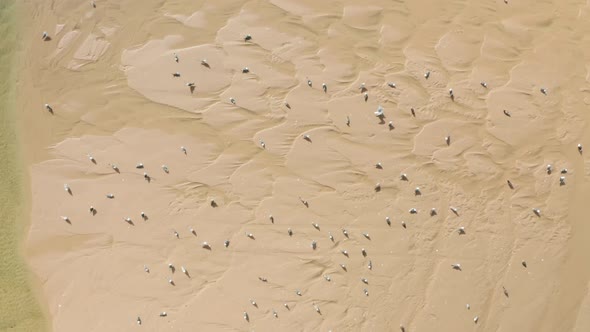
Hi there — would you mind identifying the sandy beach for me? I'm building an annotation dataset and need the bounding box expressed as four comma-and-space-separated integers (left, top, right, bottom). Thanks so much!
16, 0, 590, 331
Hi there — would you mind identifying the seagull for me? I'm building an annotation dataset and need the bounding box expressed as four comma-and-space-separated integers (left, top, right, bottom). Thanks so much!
400, 173, 408, 181
229, 97, 236, 104
201, 59, 209, 67
342, 229, 349, 237
386, 216, 391, 225
532, 208, 541, 216
44, 103, 53, 112
287, 228, 293, 236
451, 263, 462, 271
307, 79, 312, 87
560, 176, 565, 185
387, 82, 396, 88
457, 226, 465, 235
106, 193, 114, 199
540, 88, 547, 95
136, 163, 144, 169
42, 31, 49, 40
244, 34, 252, 42
324, 275, 331, 281
322, 83, 327, 93
578, 144, 583, 154
312, 222, 320, 230
329, 232, 334, 242
359, 83, 367, 92
174, 53, 179, 62
202, 242, 211, 249
480, 82, 487, 88
374, 105, 384, 117
181, 146, 187, 154
547, 164, 552, 174
242, 67, 249, 73
364, 92, 368, 101
172, 72, 180, 77
224, 240, 230, 247
311, 240, 317, 250
409, 208, 417, 214
361, 278, 368, 284
424, 71, 430, 79
162, 165, 169, 173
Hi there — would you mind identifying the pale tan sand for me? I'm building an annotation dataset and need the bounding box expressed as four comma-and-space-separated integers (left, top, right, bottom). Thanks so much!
18, 0, 590, 331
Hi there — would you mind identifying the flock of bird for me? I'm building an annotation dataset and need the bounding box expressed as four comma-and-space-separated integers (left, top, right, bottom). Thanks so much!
45, 26, 583, 329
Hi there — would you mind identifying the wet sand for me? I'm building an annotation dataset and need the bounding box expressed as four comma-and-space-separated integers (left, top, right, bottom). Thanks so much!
0, 1, 46, 331
20, 0, 590, 331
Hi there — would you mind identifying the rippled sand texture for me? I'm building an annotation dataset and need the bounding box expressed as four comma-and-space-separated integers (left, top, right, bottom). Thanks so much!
23, 0, 590, 331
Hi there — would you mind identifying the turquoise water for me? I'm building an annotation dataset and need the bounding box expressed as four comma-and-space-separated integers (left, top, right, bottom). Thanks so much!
0, 1, 46, 331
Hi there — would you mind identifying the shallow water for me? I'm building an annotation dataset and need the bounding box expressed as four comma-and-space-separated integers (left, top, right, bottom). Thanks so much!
0, 1, 45, 331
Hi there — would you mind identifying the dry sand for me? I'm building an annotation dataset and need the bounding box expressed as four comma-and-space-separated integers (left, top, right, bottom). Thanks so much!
18, 0, 590, 331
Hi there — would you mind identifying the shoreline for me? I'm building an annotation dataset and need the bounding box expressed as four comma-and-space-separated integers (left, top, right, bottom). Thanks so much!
0, 1, 47, 331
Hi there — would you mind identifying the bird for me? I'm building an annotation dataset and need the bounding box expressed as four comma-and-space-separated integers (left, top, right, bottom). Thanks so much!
374, 105, 384, 117
424, 71, 430, 79
229, 97, 236, 104
409, 208, 417, 214
287, 228, 293, 236
244, 34, 252, 42
42, 31, 49, 40
387, 82, 396, 88
202, 242, 211, 249
480, 82, 487, 88
224, 240, 230, 248
242, 67, 249, 73
386, 216, 391, 226
451, 263, 462, 271
44, 103, 53, 113
201, 59, 209, 67
322, 83, 327, 93
457, 227, 465, 235
540, 88, 547, 95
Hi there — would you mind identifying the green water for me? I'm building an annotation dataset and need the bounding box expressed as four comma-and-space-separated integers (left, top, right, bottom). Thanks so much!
0, 1, 46, 331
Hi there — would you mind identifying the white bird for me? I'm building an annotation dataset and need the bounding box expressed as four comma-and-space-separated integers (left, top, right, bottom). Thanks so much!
110, 164, 119, 172
450, 207, 458, 214
180, 146, 187, 154
362, 232, 370, 239
424, 71, 430, 79
42, 31, 49, 40
64, 184, 71, 193
540, 88, 547, 95
578, 144, 583, 153
106, 193, 114, 199
311, 240, 317, 250
243, 312, 249, 321
445, 135, 450, 145
174, 230, 179, 238
374, 105, 384, 117
242, 67, 250, 73
457, 226, 465, 235
174, 53, 179, 62
361, 277, 368, 284
162, 165, 169, 173
61, 216, 70, 222
141, 212, 146, 219
415, 187, 421, 195
451, 263, 462, 270
328, 232, 334, 241
246, 233, 254, 239
260, 140, 265, 148
387, 82, 396, 88
88, 154, 95, 163
136, 163, 144, 169
229, 97, 236, 104
224, 240, 230, 247
480, 82, 487, 88
474, 316, 479, 323
342, 229, 349, 237
273, 310, 278, 318
287, 228, 293, 236
312, 222, 320, 230
160, 312, 167, 317
449, 88, 454, 97
368, 260, 372, 270
533, 208, 541, 216
560, 176, 566, 185
168, 279, 174, 285
45, 103, 53, 112
547, 164, 552, 174
385, 216, 391, 225
322, 83, 327, 92
364, 288, 369, 296
307, 79, 312, 87
181, 266, 187, 274
430, 208, 437, 216
400, 173, 408, 181
202, 242, 211, 249
144, 265, 149, 273
409, 208, 417, 214
324, 275, 331, 281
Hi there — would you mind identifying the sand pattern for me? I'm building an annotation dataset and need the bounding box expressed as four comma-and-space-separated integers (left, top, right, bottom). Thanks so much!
22, 0, 590, 331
